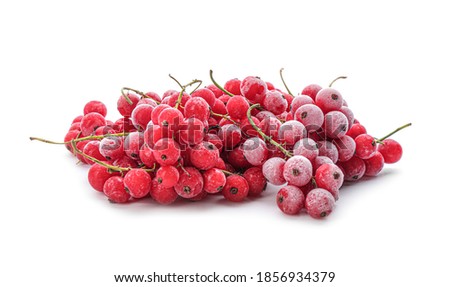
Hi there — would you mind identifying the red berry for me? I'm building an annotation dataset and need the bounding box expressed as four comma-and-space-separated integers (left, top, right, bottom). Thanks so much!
117, 93, 139, 117
87, 163, 117, 192
191, 88, 216, 107
294, 104, 324, 132
262, 157, 286, 185
202, 168, 226, 194
226, 95, 249, 120
103, 176, 130, 203
317, 140, 339, 163
99, 136, 125, 161
364, 151, 385, 176
153, 138, 181, 166
222, 174, 249, 202
346, 123, 367, 139
184, 97, 210, 121
80, 112, 106, 136
377, 139, 403, 164
84, 100, 107, 117
290, 95, 314, 115
156, 165, 180, 188
206, 84, 223, 98
333, 135, 356, 162
174, 167, 204, 199
277, 185, 305, 215
301, 84, 322, 101
263, 90, 288, 115
315, 88, 343, 113
355, 134, 377, 159
139, 144, 156, 168
227, 144, 252, 170
305, 188, 335, 219
150, 178, 178, 205
315, 163, 343, 200
143, 124, 163, 148
278, 120, 306, 145
151, 104, 171, 125
224, 78, 242, 96
131, 104, 154, 131
240, 76, 267, 104
189, 141, 220, 170
179, 118, 205, 146
83, 140, 106, 165
323, 111, 349, 139
158, 107, 184, 133
242, 167, 267, 196
293, 138, 319, 162
338, 155, 366, 181
123, 169, 152, 198
283, 155, 313, 187
123, 132, 144, 161
242, 137, 269, 166
218, 124, 242, 150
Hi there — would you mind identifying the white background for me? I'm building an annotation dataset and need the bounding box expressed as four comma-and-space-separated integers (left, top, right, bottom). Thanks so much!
1, 0, 449, 286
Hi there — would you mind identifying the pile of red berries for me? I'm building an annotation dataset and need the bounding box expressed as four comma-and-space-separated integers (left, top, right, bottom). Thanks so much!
31, 70, 410, 219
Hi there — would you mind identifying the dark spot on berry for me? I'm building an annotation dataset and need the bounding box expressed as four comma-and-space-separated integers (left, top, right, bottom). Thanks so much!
131, 153, 138, 158
217, 186, 223, 192
124, 187, 130, 194
341, 125, 347, 132
301, 111, 308, 119
352, 175, 359, 179
278, 196, 284, 203
157, 178, 162, 184
183, 186, 191, 194
161, 154, 167, 160
331, 94, 339, 100
162, 120, 168, 127
292, 168, 300, 176
207, 144, 215, 150
333, 172, 340, 180
372, 140, 376, 146
105, 156, 111, 160
230, 187, 238, 194
320, 211, 328, 217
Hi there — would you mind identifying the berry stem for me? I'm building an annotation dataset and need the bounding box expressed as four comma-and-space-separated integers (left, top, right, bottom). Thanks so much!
246, 104, 293, 158
328, 76, 347, 87
174, 78, 203, 109
168, 74, 184, 89
209, 70, 234, 97
121, 87, 146, 105
209, 110, 238, 125
221, 169, 234, 176
279, 68, 293, 96
30, 132, 130, 145
70, 141, 155, 173
377, 123, 412, 142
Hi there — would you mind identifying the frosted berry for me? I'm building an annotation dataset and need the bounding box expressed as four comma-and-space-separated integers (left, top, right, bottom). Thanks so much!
355, 134, 377, 159
103, 176, 130, 203
364, 151, 385, 176
283, 155, 313, 187
202, 168, 226, 194
315, 163, 343, 200
243, 167, 267, 196
305, 188, 335, 219
123, 169, 152, 198
174, 167, 204, 199
262, 157, 286, 185
277, 185, 305, 215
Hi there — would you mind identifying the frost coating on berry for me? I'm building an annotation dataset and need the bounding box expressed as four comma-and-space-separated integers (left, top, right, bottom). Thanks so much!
355, 134, 377, 159
278, 120, 306, 146
333, 135, 356, 162
263, 90, 288, 115
324, 111, 349, 139
276, 185, 305, 215
338, 156, 366, 181
174, 167, 204, 199
189, 141, 220, 170
103, 176, 130, 203
243, 167, 267, 196
123, 169, 152, 199
294, 104, 324, 132
282, 156, 313, 187
315, 88, 343, 113
317, 141, 339, 163
305, 188, 336, 219
364, 151, 385, 176
262, 157, 286, 185
290, 95, 314, 115
293, 138, 319, 162
315, 163, 343, 200
242, 137, 269, 166
240, 76, 267, 104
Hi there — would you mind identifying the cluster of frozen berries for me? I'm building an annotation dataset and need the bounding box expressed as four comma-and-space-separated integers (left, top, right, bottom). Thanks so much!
32, 70, 409, 219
